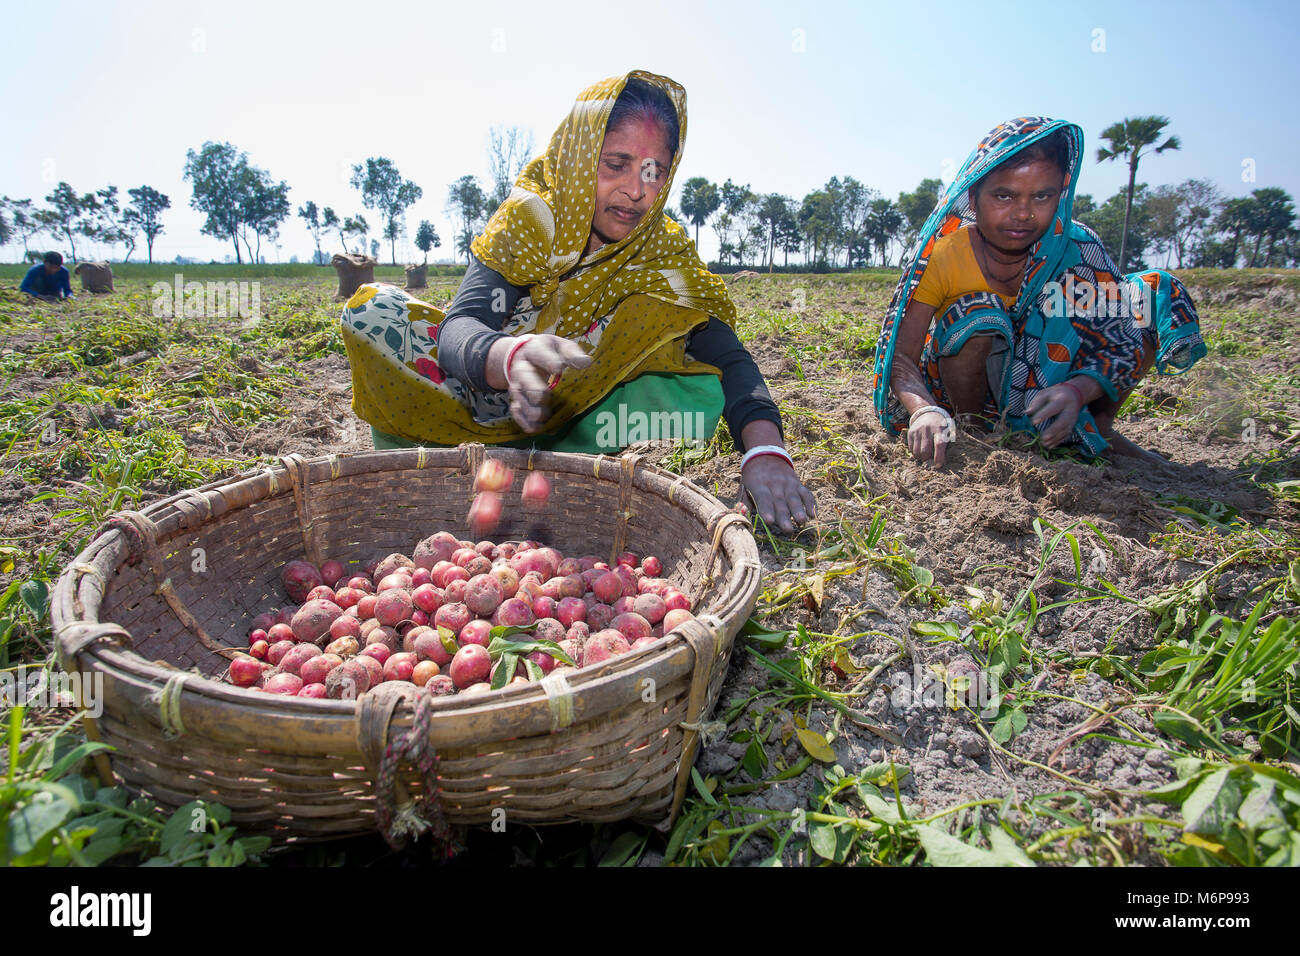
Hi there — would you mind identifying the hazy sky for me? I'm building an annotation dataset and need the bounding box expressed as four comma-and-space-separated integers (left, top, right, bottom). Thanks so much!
4, 0, 1297, 264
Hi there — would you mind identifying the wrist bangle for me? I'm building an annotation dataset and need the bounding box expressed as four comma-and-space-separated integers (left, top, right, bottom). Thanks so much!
740, 445, 793, 471
503, 334, 536, 389
1062, 380, 1086, 406
908, 404, 951, 425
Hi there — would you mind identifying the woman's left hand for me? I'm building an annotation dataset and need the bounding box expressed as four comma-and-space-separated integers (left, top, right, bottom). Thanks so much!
741, 456, 816, 535
1025, 384, 1084, 448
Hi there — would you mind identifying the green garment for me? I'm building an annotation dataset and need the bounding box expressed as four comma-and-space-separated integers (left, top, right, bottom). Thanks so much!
370, 372, 724, 455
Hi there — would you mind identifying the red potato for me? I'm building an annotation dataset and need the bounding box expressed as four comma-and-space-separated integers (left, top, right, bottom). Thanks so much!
587, 604, 615, 631
359, 618, 382, 640
449, 644, 493, 689
616, 552, 639, 569
414, 531, 461, 570
409, 567, 432, 588
281, 560, 323, 604
377, 572, 414, 592
534, 618, 566, 644
353, 654, 385, 691
494, 542, 518, 561
267, 623, 295, 645
249, 639, 270, 661
306, 585, 336, 603
580, 568, 605, 590
489, 564, 520, 595
592, 571, 623, 605
297, 683, 328, 699
412, 660, 440, 687
474, 458, 514, 493
373, 553, 415, 582
492, 598, 534, 627
264, 673, 304, 695
564, 621, 590, 642
451, 548, 479, 568
413, 630, 453, 666
557, 558, 582, 577
464, 574, 504, 617
558, 575, 585, 599
274, 606, 297, 627
278, 643, 322, 677
375, 589, 414, 628
651, 624, 664, 639
664, 590, 690, 612
633, 593, 667, 625
320, 559, 348, 588
229, 656, 266, 687
611, 612, 652, 643
641, 556, 663, 577
424, 674, 456, 696
267, 640, 296, 667
402, 625, 434, 654
325, 634, 361, 658
631, 637, 658, 651
555, 597, 587, 628
461, 556, 491, 579
383, 652, 418, 683
412, 583, 444, 615
347, 575, 375, 593
578, 556, 602, 572
333, 587, 364, 609
521, 470, 551, 506
291, 599, 344, 644
510, 675, 530, 686
663, 608, 695, 633
443, 579, 469, 605
468, 491, 502, 538
462, 682, 493, 696
357, 594, 378, 620
458, 619, 493, 647
510, 550, 556, 580
558, 637, 585, 664
248, 628, 269, 647
540, 578, 562, 601
251, 613, 276, 633
365, 624, 400, 652
409, 609, 429, 628
611, 596, 636, 616
434, 603, 473, 636
614, 566, 638, 597
516, 577, 545, 605
360, 644, 392, 667
582, 630, 631, 667
300, 653, 343, 686
533, 595, 558, 620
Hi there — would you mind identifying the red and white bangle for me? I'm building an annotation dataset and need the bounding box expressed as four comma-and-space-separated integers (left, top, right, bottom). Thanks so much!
502, 335, 536, 389
740, 444, 794, 471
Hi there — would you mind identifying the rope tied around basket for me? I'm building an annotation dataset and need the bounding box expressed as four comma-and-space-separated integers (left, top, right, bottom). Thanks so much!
607, 452, 642, 566
357, 683, 456, 855
692, 511, 751, 610
154, 671, 193, 738
280, 453, 322, 569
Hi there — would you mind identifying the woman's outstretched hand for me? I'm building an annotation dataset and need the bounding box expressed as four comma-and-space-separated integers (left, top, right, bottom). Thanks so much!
740, 455, 816, 535
489, 334, 593, 433
907, 409, 954, 467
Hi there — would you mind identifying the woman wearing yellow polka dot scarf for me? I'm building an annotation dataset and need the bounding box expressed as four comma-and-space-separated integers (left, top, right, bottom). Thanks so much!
342, 69, 814, 533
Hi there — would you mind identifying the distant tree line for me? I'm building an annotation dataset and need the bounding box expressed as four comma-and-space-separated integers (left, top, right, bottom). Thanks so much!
2, 116, 1295, 271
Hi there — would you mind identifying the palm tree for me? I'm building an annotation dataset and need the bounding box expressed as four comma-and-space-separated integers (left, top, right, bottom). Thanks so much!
1096, 116, 1181, 272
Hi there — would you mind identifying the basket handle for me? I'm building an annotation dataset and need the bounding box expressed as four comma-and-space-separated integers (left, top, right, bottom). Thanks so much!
279, 453, 323, 569
608, 452, 642, 566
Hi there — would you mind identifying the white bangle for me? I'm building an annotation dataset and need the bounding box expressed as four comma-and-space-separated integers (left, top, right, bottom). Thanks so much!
909, 404, 951, 425
740, 444, 794, 470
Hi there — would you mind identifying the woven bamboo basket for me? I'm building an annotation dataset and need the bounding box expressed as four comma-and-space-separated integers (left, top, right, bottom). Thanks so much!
50, 445, 762, 844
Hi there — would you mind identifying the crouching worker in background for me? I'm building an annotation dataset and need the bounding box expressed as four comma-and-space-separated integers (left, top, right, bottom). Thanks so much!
21, 252, 74, 301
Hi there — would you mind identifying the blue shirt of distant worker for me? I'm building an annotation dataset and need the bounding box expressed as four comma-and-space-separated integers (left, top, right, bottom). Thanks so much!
21, 252, 74, 300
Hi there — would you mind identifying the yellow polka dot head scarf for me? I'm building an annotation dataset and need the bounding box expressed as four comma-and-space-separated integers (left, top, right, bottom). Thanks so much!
471, 69, 737, 337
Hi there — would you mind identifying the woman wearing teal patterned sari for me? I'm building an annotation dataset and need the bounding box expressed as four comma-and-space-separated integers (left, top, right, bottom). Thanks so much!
873, 116, 1204, 466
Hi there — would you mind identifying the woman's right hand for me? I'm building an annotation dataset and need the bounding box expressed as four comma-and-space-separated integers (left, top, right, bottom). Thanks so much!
490, 334, 593, 433
907, 409, 954, 467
